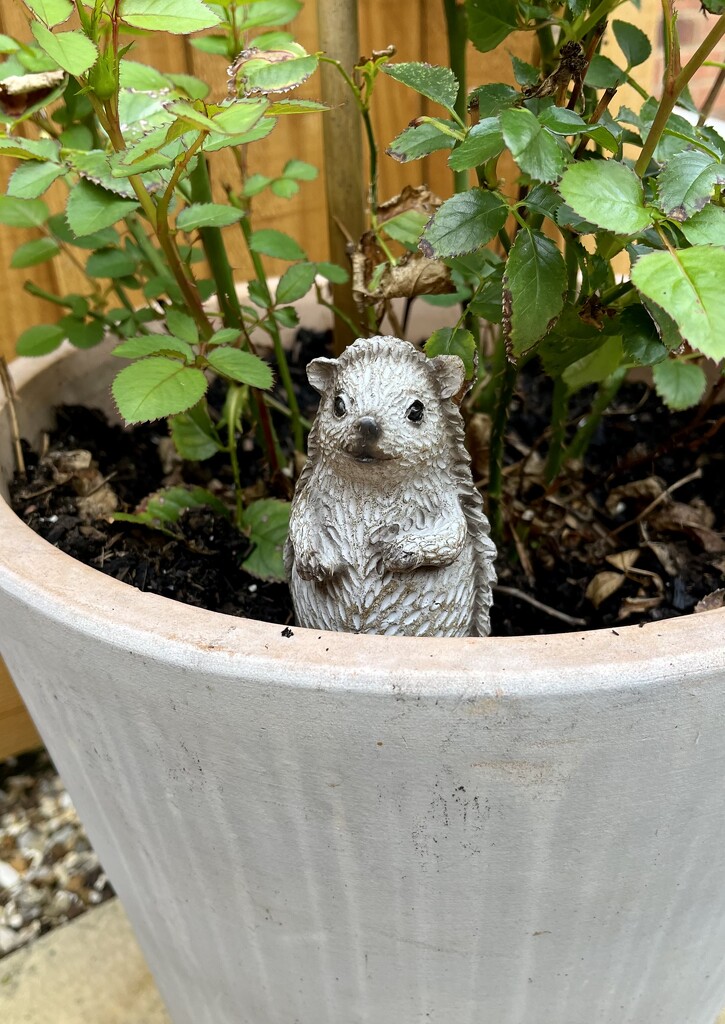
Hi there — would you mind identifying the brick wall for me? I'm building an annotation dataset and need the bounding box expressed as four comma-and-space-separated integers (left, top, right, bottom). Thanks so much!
653, 1, 725, 119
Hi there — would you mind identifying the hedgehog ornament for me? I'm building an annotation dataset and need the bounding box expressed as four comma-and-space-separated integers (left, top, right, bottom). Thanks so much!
284, 336, 497, 637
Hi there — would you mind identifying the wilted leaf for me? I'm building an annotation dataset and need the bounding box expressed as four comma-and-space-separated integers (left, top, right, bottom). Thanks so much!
586, 570, 625, 608
695, 590, 725, 613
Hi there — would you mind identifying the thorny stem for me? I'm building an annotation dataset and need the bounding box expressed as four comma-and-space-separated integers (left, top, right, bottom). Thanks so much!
487, 350, 517, 540
635, 12, 725, 175
699, 65, 725, 125
188, 156, 247, 337
0, 357, 25, 478
443, 0, 469, 193
564, 368, 626, 465
544, 377, 570, 484
238, 213, 304, 452
226, 384, 246, 528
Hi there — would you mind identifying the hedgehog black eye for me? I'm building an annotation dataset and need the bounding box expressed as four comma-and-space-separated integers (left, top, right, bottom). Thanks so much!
333, 394, 347, 418
407, 400, 424, 423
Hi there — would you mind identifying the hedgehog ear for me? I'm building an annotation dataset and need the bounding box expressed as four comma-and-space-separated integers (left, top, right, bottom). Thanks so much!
306, 357, 338, 395
430, 355, 467, 400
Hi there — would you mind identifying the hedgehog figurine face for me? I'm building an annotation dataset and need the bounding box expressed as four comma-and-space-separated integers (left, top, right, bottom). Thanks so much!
285, 336, 497, 638
306, 340, 466, 473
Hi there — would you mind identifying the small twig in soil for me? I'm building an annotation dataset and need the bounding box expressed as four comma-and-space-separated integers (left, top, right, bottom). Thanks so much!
493, 584, 587, 627
83, 471, 118, 498
610, 467, 703, 537
0, 356, 26, 478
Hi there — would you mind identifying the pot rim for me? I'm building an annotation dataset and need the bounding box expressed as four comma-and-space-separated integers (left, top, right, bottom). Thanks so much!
2, 344, 724, 699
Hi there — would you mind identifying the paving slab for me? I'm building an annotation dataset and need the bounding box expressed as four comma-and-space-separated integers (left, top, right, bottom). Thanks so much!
0, 898, 170, 1024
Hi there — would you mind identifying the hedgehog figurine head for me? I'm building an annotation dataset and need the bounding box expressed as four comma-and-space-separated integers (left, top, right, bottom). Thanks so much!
306, 336, 467, 473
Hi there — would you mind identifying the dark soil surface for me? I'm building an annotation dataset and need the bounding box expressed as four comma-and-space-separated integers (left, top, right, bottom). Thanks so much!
8, 328, 725, 636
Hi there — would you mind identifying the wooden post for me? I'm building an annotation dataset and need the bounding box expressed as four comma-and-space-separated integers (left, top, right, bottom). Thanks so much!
317, 0, 366, 353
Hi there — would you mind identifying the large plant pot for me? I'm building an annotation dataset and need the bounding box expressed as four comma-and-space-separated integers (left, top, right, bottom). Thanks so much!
2, 336, 725, 1024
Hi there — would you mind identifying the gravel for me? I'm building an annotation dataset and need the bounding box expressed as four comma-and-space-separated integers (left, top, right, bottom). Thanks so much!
0, 749, 113, 958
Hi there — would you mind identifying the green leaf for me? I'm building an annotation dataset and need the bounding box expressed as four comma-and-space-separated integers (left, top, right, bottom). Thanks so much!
537, 106, 587, 135
386, 121, 456, 163
612, 20, 652, 69
0, 35, 20, 54
169, 402, 223, 461
249, 228, 305, 261
419, 188, 508, 259
382, 62, 458, 113
270, 178, 298, 199
469, 83, 518, 118
584, 54, 626, 89
59, 316, 104, 350
466, 0, 517, 52
234, 0, 301, 30
558, 160, 652, 234
189, 34, 228, 55
69, 150, 139, 199
119, 0, 221, 33
448, 118, 504, 171
500, 107, 566, 183
66, 179, 139, 236
237, 48, 318, 95
209, 327, 244, 347
112, 357, 208, 424
657, 151, 725, 221
619, 305, 667, 366
381, 210, 428, 248
118, 61, 171, 91
503, 229, 567, 355
86, 248, 139, 278
0, 136, 60, 161
265, 98, 328, 115
631, 246, 725, 360
652, 359, 707, 411
680, 203, 725, 245
424, 327, 476, 378
240, 498, 290, 581
31, 23, 98, 75
22, 0, 73, 27
212, 99, 268, 135
206, 347, 274, 389
112, 335, 194, 360
48, 212, 118, 250
283, 159, 317, 180
11, 237, 60, 268
276, 261, 317, 303
563, 336, 624, 392
166, 72, 209, 101
176, 203, 244, 231
165, 309, 198, 345
16, 323, 65, 356
7, 160, 66, 199
0, 195, 49, 228
511, 55, 539, 88
114, 486, 228, 534
316, 261, 348, 284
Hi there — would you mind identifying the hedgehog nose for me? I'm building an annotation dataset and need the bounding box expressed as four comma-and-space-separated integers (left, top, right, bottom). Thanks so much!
355, 416, 380, 441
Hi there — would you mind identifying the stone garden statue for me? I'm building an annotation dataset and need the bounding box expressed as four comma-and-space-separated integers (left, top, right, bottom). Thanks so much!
284, 336, 497, 637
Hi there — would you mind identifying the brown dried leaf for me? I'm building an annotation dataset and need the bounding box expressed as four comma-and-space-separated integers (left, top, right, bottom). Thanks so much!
617, 595, 664, 619
605, 549, 640, 572
376, 184, 442, 224
585, 570, 625, 608
694, 589, 725, 613
646, 541, 681, 577
605, 477, 664, 516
